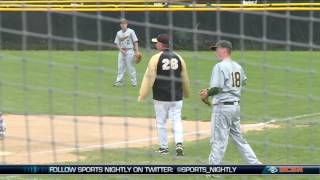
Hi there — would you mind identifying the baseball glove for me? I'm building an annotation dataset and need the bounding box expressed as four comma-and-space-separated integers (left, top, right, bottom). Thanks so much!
200, 89, 211, 106
134, 51, 142, 64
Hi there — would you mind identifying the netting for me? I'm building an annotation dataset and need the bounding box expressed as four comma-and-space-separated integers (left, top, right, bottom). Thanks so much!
0, 0, 319, 177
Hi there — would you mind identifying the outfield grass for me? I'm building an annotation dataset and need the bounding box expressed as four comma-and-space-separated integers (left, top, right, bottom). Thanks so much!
0, 50, 319, 123
0, 49, 318, 179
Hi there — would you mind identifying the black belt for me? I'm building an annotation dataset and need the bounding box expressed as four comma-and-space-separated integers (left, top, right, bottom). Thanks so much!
223, 101, 240, 105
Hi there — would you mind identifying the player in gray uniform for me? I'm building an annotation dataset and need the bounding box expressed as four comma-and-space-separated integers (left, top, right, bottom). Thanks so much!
200, 40, 262, 165
114, 18, 139, 87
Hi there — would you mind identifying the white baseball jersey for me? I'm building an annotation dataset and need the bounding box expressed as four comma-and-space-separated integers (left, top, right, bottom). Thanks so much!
210, 58, 247, 104
114, 28, 138, 49
114, 28, 139, 86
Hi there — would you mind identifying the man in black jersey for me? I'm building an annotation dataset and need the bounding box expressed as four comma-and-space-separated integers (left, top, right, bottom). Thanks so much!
138, 34, 190, 156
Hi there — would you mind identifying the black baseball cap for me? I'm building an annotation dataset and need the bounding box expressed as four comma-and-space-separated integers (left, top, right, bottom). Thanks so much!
152, 34, 169, 45
210, 40, 233, 50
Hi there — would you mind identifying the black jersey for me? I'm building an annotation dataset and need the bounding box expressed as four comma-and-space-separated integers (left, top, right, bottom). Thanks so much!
153, 49, 183, 101
139, 48, 189, 103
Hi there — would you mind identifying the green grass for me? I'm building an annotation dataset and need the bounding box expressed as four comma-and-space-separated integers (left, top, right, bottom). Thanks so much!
78, 121, 320, 180
9, 121, 318, 180
0, 50, 319, 123
78, 120, 320, 165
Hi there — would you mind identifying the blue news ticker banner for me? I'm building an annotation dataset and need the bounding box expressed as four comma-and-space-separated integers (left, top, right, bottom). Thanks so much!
0, 165, 318, 175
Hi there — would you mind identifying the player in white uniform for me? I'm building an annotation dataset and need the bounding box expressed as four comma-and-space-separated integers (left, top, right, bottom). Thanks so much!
138, 34, 190, 156
0, 113, 5, 140
114, 18, 139, 87
200, 40, 262, 165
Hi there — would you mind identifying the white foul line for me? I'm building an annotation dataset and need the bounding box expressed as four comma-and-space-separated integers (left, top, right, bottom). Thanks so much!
13, 112, 320, 157
17, 129, 211, 156
266, 112, 320, 123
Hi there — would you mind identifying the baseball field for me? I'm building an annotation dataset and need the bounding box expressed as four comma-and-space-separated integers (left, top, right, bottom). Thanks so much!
0, 50, 319, 179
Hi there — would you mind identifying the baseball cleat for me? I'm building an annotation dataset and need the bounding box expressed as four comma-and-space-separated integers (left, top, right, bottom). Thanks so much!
113, 82, 123, 87
156, 147, 169, 155
0, 129, 5, 140
176, 143, 184, 156
206, 174, 221, 178
0, 134, 5, 140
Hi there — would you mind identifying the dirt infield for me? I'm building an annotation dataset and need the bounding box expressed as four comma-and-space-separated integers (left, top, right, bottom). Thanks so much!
0, 115, 279, 164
